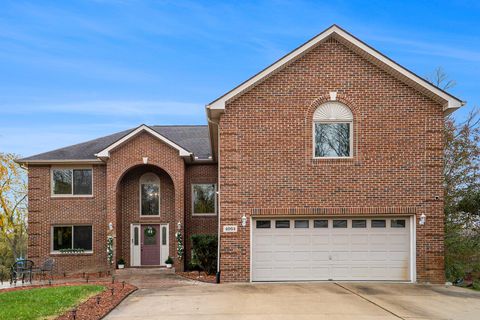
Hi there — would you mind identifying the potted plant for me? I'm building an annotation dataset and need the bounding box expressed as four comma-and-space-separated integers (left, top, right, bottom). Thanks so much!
117, 258, 125, 269
165, 256, 174, 268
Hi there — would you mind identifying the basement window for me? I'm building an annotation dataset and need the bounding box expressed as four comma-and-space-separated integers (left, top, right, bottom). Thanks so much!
52, 168, 92, 196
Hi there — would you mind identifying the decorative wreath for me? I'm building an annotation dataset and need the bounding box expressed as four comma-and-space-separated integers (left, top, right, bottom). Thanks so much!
144, 226, 156, 237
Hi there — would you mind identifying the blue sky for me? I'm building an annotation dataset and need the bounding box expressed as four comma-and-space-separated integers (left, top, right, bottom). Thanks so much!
1, 0, 479, 157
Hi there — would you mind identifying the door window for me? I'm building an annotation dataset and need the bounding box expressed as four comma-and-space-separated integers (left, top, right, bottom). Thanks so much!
294, 220, 309, 228
371, 220, 386, 228
275, 220, 290, 228
134, 227, 139, 246
144, 226, 157, 245
333, 220, 347, 228
162, 226, 167, 245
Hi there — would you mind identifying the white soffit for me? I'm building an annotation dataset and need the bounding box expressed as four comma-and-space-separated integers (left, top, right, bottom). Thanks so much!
206, 25, 464, 113
95, 125, 191, 158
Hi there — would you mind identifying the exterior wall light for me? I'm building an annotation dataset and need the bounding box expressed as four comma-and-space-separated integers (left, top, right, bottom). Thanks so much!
143, 157, 148, 164
419, 213, 426, 226
108, 222, 113, 230
241, 214, 247, 227
177, 221, 182, 230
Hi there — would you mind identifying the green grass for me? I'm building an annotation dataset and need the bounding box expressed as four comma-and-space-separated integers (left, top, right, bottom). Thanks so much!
0, 285, 104, 320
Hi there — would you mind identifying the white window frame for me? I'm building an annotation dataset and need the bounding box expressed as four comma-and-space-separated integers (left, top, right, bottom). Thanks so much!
50, 225, 94, 254
313, 121, 353, 159
312, 102, 354, 159
191, 183, 217, 216
139, 173, 161, 217
51, 166, 93, 197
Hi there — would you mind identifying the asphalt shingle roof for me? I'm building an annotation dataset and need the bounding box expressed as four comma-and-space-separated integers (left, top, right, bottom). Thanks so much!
20, 125, 211, 161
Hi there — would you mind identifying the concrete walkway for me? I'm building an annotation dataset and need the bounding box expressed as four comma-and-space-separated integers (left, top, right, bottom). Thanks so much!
105, 277, 480, 320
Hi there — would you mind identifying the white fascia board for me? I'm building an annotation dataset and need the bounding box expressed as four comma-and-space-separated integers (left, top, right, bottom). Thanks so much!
95, 125, 192, 158
17, 159, 103, 165
206, 25, 464, 112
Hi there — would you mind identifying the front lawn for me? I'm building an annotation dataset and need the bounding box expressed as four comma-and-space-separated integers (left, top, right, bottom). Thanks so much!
0, 285, 104, 320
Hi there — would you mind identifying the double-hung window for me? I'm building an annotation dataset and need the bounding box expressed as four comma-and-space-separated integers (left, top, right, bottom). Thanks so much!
192, 184, 216, 215
52, 225, 93, 252
313, 102, 353, 158
52, 168, 92, 196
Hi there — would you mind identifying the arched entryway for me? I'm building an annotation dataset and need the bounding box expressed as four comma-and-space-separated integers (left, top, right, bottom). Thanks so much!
115, 164, 176, 267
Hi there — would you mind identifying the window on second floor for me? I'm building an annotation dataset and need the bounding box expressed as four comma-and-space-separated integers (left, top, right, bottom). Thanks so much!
52, 168, 92, 196
313, 102, 353, 158
140, 173, 160, 216
192, 184, 216, 215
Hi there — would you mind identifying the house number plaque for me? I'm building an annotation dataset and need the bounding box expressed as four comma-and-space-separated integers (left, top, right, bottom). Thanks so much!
223, 225, 238, 233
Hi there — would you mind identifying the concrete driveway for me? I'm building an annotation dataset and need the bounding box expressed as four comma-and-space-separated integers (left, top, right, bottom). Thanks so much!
106, 279, 480, 320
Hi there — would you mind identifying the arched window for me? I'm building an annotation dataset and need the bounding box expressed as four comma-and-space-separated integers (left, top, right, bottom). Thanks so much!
313, 102, 353, 158
139, 173, 160, 216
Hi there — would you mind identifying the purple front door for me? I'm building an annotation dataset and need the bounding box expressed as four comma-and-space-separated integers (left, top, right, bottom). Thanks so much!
141, 224, 161, 265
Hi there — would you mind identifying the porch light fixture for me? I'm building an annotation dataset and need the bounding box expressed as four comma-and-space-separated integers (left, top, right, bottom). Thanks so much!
177, 221, 182, 230
241, 214, 247, 227
143, 157, 148, 164
419, 213, 426, 226
108, 222, 113, 231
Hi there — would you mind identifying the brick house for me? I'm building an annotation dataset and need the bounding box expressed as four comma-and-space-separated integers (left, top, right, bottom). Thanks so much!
19, 25, 464, 283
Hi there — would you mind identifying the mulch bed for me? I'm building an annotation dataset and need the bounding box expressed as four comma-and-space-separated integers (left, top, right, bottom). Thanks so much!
176, 271, 216, 283
0, 281, 137, 320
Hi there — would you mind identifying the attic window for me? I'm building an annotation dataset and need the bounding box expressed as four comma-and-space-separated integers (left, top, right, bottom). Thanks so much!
313, 102, 353, 158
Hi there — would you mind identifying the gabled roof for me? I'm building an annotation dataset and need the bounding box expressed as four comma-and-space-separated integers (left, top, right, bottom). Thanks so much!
206, 24, 464, 116
18, 125, 212, 164
95, 125, 191, 158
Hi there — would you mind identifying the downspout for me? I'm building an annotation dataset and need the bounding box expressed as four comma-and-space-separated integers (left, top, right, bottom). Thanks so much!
207, 110, 221, 283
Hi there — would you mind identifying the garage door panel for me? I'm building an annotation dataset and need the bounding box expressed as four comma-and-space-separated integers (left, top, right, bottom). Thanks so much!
252, 217, 411, 282
350, 235, 369, 244
311, 235, 330, 245
311, 251, 330, 261
350, 251, 369, 261
254, 235, 273, 245
272, 235, 291, 245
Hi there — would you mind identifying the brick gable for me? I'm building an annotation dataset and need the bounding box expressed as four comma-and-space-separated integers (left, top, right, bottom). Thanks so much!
218, 38, 445, 282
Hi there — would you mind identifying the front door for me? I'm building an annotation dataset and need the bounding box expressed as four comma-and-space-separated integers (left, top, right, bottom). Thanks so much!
141, 224, 161, 265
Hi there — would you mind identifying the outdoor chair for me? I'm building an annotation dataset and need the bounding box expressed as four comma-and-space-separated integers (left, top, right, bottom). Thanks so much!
10, 260, 34, 285
32, 258, 56, 282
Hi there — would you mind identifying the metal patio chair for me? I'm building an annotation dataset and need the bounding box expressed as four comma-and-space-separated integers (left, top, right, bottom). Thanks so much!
32, 258, 56, 282
10, 260, 34, 285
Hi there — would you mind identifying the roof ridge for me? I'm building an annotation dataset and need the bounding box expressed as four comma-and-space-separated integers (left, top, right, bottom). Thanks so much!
151, 124, 208, 127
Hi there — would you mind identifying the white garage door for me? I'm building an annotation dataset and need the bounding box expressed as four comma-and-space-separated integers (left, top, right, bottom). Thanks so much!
252, 217, 411, 282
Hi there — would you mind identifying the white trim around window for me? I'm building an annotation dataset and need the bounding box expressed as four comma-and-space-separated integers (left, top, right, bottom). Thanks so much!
50, 225, 94, 254
312, 102, 354, 159
192, 183, 217, 216
50, 166, 93, 197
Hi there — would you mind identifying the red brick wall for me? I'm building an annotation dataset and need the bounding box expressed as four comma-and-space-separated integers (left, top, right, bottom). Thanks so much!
218, 37, 445, 283
184, 164, 218, 266
118, 165, 176, 267
105, 131, 186, 271
27, 165, 108, 274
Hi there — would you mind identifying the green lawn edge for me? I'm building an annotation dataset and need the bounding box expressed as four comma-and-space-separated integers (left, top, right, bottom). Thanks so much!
0, 284, 105, 320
